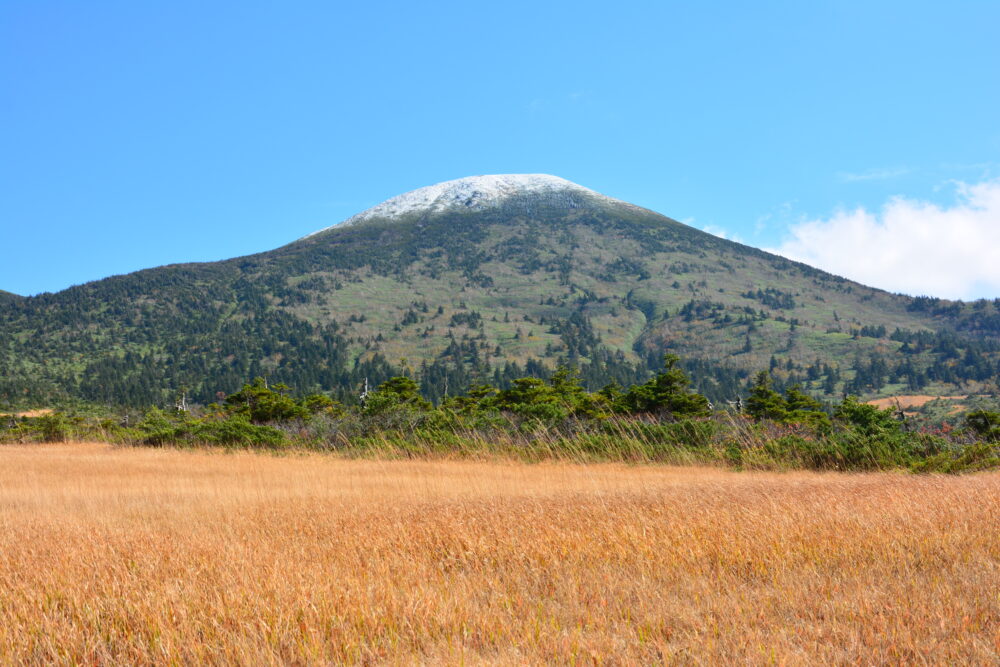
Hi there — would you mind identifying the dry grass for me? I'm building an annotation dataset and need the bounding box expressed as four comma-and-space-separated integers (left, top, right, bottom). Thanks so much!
866, 395, 967, 410
0, 409, 53, 418
0, 443, 998, 665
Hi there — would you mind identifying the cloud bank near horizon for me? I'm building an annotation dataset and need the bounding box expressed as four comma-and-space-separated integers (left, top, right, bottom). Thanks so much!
770, 179, 1000, 301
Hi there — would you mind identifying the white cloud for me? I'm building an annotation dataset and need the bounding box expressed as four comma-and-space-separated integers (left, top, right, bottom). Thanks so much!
701, 224, 742, 243
769, 179, 1000, 300
837, 167, 911, 182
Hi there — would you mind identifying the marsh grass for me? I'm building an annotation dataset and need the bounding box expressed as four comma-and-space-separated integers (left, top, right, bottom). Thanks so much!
0, 442, 998, 664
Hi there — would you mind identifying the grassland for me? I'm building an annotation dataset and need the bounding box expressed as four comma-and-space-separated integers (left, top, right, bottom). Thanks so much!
1, 443, 998, 664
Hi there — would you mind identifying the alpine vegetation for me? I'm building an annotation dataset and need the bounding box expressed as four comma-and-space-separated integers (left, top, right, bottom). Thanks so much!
4, 175, 1000, 414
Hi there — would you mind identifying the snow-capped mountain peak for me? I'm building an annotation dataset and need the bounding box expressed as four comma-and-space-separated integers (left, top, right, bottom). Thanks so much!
304, 174, 623, 238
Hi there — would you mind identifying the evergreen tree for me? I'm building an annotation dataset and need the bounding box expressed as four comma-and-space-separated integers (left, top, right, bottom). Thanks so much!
745, 371, 787, 421
618, 355, 710, 418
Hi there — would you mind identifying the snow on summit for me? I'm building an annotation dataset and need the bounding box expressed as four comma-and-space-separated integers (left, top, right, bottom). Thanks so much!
304, 174, 618, 238
344, 174, 602, 224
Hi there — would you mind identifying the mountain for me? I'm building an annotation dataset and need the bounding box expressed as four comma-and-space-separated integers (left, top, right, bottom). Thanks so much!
0, 290, 21, 304
2, 174, 999, 408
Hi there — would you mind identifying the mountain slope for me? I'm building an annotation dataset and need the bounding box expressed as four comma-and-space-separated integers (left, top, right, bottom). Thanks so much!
1, 175, 998, 408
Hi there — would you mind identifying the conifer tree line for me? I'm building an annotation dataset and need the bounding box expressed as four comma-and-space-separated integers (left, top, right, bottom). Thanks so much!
5, 353, 998, 474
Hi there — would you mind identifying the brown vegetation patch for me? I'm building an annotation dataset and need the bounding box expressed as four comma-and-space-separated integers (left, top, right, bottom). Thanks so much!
0, 443, 997, 663
867, 394, 967, 410
10, 408, 53, 418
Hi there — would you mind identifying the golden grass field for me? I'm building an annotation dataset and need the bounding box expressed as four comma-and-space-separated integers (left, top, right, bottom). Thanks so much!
1, 443, 998, 664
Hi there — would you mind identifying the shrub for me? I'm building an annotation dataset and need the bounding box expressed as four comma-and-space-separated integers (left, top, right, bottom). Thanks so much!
223, 378, 309, 424
964, 410, 1000, 442
32, 412, 73, 443
363, 377, 432, 416
617, 355, 711, 418
135, 408, 192, 446
834, 397, 901, 436
194, 416, 286, 448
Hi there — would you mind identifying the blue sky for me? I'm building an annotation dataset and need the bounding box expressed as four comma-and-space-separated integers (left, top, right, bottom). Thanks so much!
2, 1, 999, 298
